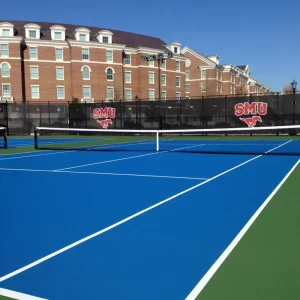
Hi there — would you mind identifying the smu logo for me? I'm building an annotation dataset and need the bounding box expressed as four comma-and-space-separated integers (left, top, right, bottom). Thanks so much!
93, 107, 116, 129
235, 102, 267, 127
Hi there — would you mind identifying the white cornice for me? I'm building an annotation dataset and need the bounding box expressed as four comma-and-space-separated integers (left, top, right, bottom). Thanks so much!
181, 46, 216, 67
25, 39, 69, 47
68, 39, 125, 50
0, 36, 23, 43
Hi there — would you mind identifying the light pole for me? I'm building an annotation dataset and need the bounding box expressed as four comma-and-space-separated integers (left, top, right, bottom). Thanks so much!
291, 80, 297, 125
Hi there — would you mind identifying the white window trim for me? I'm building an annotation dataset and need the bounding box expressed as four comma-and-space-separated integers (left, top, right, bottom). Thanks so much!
0, 44, 9, 58
176, 61, 180, 72
81, 65, 91, 80
0, 23, 14, 37
30, 65, 39, 80
50, 25, 66, 41
106, 50, 114, 63
29, 46, 38, 60
201, 83, 206, 92
149, 71, 155, 84
57, 86, 65, 99
161, 90, 167, 101
55, 48, 63, 61
125, 88, 132, 101
82, 48, 90, 61
201, 69, 207, 80
0, 62, 11, 78
96, 30, 113, 44
176, 92, 181, 100
161, 74, 166, 86
83, 85, 92, 99
31, 85, 40, 99
106, 86, 115, 100
185, 84, 190, 94
185, 71, 190, 81
125, 54, 131, 65
149, 89, 155, 101
24, 23, 41, 40
161, 60, 166, 70
56, 66, 64, 80
125, 71, 132, 84
2, 83, 11, 97
105, 67, 115, 81
75, 27, 91, 42
176, 76, 181, 87
148, 59, 154, 67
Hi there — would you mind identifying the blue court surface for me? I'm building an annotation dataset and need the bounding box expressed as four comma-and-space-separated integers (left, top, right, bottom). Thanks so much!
0, 138, 300, 300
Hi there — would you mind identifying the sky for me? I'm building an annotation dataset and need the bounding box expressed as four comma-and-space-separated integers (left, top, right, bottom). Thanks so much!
2, 0, 299, 92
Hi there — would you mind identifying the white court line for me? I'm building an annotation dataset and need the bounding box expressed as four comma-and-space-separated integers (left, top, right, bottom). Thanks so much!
0, 142, 284, 284
0, 288, 47, 300
0, 150, 73, 161
185, 157, 300, 300
55, 144, 205, 171
0, 167, 208, 181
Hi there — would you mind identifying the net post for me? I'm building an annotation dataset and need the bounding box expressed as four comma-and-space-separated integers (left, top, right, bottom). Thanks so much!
156, 131, 159, 152
3, 127, 8, 149
34, 127, 38, 149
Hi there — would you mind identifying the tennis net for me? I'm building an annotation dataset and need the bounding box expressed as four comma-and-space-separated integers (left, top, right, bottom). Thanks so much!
34, 125, 300, 156
0, 127, 8, 149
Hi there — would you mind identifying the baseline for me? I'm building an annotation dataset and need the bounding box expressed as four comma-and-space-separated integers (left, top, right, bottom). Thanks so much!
0, 287, 46, 300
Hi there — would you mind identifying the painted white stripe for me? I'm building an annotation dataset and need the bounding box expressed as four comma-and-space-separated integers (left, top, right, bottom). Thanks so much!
0, 149, 267, 283
55, 144, 205, 171
0, 167, 208, 181
185, 158, 300, 300
264, 140, 292, 153
0, 288, 47, 300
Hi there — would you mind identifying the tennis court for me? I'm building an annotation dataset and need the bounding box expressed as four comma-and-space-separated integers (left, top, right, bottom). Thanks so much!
0, 126, 300, 300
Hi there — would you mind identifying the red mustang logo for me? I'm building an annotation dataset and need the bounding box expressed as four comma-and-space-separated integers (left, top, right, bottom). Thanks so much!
239, 116, 262, 128
97, 119, 113, 129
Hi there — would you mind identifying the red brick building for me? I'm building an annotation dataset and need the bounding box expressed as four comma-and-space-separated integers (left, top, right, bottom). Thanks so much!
0, 21, 271, 103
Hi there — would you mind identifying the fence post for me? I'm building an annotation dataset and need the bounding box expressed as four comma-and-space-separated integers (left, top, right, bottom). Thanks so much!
224, 95, 227, 136
5, 101, 9, 135
48, 102, 50, 126
27, 101, 30, 135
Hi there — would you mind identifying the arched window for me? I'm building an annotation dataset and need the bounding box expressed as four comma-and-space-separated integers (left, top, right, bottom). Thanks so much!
81, 66, 90, 80
106, 68, 114, 81
1, 62, 10, 77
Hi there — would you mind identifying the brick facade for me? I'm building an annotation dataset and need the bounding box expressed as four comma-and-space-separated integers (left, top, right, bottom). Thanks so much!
0, 21, 271, 104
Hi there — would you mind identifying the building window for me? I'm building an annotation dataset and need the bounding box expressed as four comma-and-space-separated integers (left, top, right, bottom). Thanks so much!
2, 84, 11, 97
174, 47, 178, 54
176, 61, 180, 71
149, 72, 154, 84
149, 59, 154, 67
161, 74, 166, 86
201, 83, 206, 92
79, 34, 86, 41
125, 89, 132, 101
216, 84, 218, 93
57, 86, 65, 99
56, 67, 64, 80
176, 76, 180, 87
82, 66, 90, 80
161, 91, 167, 101
185, 84, 190, 93
201, 70, 206, 79
149, 89, 155, 101
31, 86, 40, 99
30, 66, 39, 79
82, 48, 89, 60
107, 87, 114, 99
2, 29, 10, 37
125, 71, 131, 83
185, 71, 190, 81
125, 54, 131, 65
0, 44, 9, 57
176, 92, 181, 100
55, 48, 63, 60
54, 32, 62, 40
161, 60, 166, 69
83, 86, 91, 98
106, 50, 113, 62
1, 63, 10, 77
102, 36, 109, 43
29, 47, 37, 59
29, 30, 37, 38
106, 68, 114, 80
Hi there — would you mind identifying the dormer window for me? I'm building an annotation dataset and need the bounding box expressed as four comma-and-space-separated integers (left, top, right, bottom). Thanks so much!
24, 23, 41, 39
0, 23, 14, 37
174, 47, 178, 54
50, 25, 66, 41
170, 42, 181, 54
96, 30, 113, 44
75, 28, 90, 42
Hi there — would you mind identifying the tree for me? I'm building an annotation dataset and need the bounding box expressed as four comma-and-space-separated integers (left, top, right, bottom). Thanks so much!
283, 84, 293, 94
203, 79, 217, 96
235, 85, 248, 95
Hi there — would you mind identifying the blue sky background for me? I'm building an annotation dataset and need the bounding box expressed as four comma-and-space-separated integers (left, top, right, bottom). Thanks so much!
2, 0, 299, 92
